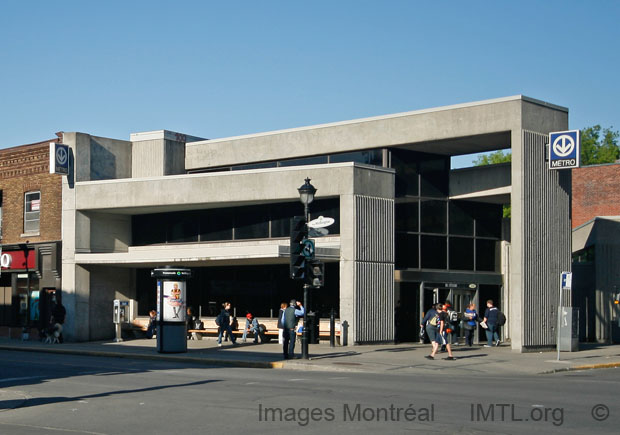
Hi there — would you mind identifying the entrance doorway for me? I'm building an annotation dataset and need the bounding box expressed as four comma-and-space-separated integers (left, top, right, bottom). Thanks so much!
422, 283, 479, 344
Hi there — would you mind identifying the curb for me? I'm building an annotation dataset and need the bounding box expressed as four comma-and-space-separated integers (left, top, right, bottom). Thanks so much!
0, 345, 284, 370
539, 361, 620, 374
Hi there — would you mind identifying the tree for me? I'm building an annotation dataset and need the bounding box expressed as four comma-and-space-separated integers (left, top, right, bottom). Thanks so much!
472, 150, 511, 166
580, 125, 619, 165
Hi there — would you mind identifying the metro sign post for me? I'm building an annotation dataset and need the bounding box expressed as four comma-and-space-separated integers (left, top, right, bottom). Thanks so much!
549, 130, 580, 169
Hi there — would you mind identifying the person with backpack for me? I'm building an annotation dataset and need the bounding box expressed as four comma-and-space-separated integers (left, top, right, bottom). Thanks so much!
216, 302, 237, 347
426, 304, 456, 360
444, 301, 460, 346
483, 299, 501, 347
420, 304, 438, 344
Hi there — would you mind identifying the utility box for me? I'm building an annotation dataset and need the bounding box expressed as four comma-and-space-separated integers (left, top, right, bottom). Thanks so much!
558, 307, 579, 352
151, 267, 192, 353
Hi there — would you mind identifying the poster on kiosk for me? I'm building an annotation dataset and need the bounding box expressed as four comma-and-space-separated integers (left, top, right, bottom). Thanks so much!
161, 281, 186, 322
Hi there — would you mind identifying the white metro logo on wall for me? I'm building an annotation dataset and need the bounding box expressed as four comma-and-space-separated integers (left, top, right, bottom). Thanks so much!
549, 130, 580, 170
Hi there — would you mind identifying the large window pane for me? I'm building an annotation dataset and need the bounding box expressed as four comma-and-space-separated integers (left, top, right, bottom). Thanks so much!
270, 202, 297, 238
420, 199, 447, 234
449, 237, 474, 270
330, 149, 383, 166
474, 203, 502, 238
421, 235, 447, 269
24, 191, 40, 233
279, 156, 328, 167
476, 239, 499, 272
420, 157, 448, 197
395, 200, 419, 232
309, 199, 340, 235
168, 211, 199, 243
235, 205, 269, 240
199, 209, 233, 242
391, 149, 419, 197
395, 233, 418, 269
133, 213, 167, 245
449, 201, 474, 236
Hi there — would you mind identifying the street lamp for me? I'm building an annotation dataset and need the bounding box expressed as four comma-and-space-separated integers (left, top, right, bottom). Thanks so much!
297, 178, 316, 360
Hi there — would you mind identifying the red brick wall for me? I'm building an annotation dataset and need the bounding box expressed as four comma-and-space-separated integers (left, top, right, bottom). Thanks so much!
0, 140, 63, 244
572, 163, 620, 228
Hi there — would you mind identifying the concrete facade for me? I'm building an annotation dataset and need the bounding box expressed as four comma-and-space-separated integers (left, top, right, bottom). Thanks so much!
59, 96, 573, 351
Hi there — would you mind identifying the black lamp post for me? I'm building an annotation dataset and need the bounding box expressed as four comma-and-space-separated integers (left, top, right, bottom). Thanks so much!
297, 178, 316, 360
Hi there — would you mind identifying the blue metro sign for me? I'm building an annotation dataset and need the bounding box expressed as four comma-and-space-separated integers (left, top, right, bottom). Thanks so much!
549, 130, 580, 170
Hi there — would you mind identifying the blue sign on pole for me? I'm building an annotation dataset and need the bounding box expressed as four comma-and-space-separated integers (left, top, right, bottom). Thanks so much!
549, 130, 580, 170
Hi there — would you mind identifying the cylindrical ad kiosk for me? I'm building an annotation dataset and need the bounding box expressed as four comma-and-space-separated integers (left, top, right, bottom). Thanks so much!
151, 267, 192, 353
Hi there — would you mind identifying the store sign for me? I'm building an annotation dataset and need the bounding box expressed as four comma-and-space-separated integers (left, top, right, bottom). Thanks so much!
0, 250, 35, 270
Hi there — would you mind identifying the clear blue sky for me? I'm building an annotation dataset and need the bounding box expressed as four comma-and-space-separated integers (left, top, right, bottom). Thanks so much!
1, 1, 618, 167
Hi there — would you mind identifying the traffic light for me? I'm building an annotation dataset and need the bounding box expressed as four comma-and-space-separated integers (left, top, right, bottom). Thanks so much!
306, 260, 324, 287
290, 216, 307, 280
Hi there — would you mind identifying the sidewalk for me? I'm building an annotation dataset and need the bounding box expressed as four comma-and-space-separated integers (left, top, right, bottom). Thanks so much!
2, 336, 620, 376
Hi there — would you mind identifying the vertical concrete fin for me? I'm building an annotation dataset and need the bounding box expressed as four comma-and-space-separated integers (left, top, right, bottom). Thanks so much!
522, 130, 572, 348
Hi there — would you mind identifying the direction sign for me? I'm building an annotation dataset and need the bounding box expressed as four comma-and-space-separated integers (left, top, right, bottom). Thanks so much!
549, 130, 580, 170
561, 271, 572, 290
308, 216, 335, 229
301, 239, 315, 259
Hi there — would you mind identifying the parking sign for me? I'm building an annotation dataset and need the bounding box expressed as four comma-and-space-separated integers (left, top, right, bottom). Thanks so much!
549, 130, 580, 169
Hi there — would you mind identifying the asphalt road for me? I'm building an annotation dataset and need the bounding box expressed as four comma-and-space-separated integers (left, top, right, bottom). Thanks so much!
0, 350, 618, 434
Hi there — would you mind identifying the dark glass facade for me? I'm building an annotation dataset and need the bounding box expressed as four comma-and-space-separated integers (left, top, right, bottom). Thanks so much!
132, 199, 340, 245
392, 149, 502, 272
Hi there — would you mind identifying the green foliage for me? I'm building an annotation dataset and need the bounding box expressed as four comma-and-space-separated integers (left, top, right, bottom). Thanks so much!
473, 150, 512, 166
580, 125, 619, 165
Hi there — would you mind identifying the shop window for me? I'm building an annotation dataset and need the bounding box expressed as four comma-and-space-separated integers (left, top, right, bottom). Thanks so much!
24, 191, 40, 234
420, 199, 447, 234
420, 235, 447, 269
449, 237, 474, 270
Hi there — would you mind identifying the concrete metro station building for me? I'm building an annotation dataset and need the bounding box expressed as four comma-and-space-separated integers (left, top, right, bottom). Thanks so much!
60, 96, 572, 352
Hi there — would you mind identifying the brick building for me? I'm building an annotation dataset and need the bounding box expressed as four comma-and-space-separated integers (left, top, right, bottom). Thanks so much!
572, 162, 620, 228
0, 138, 63, 336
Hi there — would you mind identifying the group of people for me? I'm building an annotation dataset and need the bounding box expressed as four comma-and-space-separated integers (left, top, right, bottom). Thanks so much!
420, 300, 503, 360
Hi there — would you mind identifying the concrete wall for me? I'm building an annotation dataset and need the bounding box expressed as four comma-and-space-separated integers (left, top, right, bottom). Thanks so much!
449, 163, 511, 197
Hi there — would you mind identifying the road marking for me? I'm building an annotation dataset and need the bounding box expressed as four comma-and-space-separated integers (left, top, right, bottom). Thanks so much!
0, 376, 45, 383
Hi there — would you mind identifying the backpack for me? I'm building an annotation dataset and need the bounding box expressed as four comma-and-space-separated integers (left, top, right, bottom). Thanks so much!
215, 313, 222, 327
428, 313, 439, 327
497, 311, 506, 326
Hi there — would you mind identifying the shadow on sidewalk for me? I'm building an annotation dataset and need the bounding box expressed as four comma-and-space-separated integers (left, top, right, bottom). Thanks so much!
308, 351, 360, 360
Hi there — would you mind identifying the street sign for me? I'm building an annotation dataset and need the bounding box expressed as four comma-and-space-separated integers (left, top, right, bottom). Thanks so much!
549, 130, 580, 170
308, 216, 335, 229
561, 271, 572, 290
301, 239, 315, 259
49, 142, 69, 175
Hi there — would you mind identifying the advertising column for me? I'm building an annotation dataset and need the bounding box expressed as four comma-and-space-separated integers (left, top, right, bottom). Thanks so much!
151, 267, 192, 353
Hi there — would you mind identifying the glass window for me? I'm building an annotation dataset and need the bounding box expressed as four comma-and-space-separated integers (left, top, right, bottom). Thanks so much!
270, 202, 297, 238
133, 213, 167, 245
329, 149, 383, 166
474, 203, 502, 238
476, 239, 499, 272
309, 198, 340, 235
199, 209, 233, 242
420, 199, 447, 234
449, 237, 474, 270
449, 201, 474, 236
420, 157, 449, 197
395, 200, 419, 232
24, 191, 40, 233
391, 149, 419, 197
232, 161, 277, 171
395, 233, 419, 269
234, 205, 270, 240
168, 211, 199, 243
278, 156, 328, 167
420, 235, 447, 269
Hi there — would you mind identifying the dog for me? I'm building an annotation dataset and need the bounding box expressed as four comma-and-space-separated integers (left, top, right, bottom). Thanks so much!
44, 323, 62, 344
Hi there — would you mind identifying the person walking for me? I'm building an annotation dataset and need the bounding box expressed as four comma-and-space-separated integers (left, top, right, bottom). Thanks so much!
217, 302, 237, 347
426, 304, 456, 360
483, 300, 500, 347
463, 303, 478, 347
282, 299, 305, 359
420, 303, 437, 344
